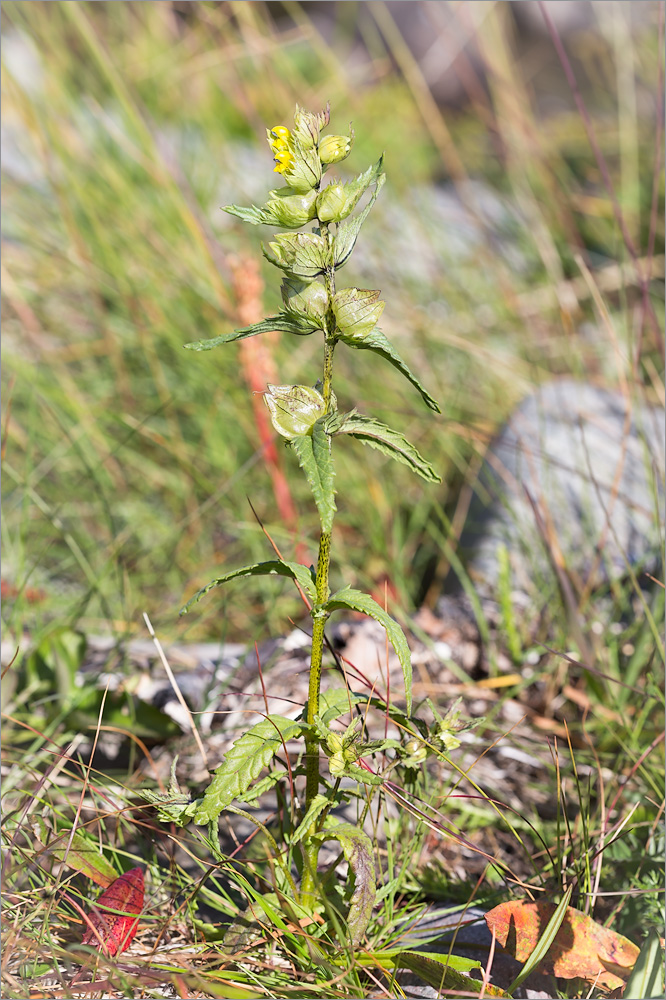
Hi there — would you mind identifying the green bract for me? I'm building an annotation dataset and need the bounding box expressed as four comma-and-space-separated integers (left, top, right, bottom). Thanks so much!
264, 384, 327, 440
280, 141, 322, 193
263, 187, 318, 228
262, 232, 329, 279
332, 287, 385, 338
223, 188, 317, 229
281, 277, 329, 326
316, 181, 348, 223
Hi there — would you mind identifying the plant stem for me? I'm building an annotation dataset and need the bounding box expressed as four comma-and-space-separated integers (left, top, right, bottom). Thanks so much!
301, 230, 337, 906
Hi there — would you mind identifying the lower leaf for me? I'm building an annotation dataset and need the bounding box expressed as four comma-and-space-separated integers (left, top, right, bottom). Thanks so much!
193, 716, 303, 824
311, 824, 376, 947
180, 559, 316, 614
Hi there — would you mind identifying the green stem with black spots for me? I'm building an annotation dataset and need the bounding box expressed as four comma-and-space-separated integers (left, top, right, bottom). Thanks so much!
301, 223, 337, 907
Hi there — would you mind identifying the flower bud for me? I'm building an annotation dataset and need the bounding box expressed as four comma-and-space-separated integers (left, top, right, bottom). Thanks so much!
264, 384, 326, 440
261, 187, 318, 229
293, 103, 330, 149
404, 738, 426, 759
332, 287, 385, 339
438, 730, 461, 753
281, 277, 329, 325
329, 751, 346, 777
326, 731, 344, 754
318, 133, 353, 165
316, 181, 350, 223
402, 738, 428, 767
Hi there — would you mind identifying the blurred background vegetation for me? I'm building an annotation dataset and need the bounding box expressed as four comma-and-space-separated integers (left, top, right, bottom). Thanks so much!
2, 0, 664, 651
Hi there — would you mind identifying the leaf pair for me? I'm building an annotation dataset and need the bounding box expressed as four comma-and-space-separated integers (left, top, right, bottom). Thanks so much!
180, 559, 413, 714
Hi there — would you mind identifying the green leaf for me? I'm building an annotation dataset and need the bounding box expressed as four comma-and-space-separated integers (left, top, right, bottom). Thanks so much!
193, 715, 303, 825
184, 313, 317, 352
33, 821, 118, 888
327, 158, 384, 222
311, 824, 376, 946
141, 757, 196, 825
337, 413, 440, 483
318, 687, 366, 724
26, 627, 87, 707
338, 327, 440, 412
333, 159, 386, 268
396, 952, 506, 996
338, 761, 385, 785
291, 793, 329, 843
290, 420, 336, 533
180, 559, 316, 615
235, 770, 282, 805
222, 203, 266, 225
323, 586, 413, 714
623, 930, 665, 999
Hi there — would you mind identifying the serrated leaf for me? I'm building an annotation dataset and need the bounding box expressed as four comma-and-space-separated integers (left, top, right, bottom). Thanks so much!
337, 413, 440, 482
290, 420, 336, 533
328, 159, 385, 223
225, 187, 318, 229
338, 327, 440, 412
334, 159, 386, 268
222, 203, 267, 225
340, 761, 385, 785
324, 586, 413, 714
291, 793, 329, 843
311, 824, 375, 946
193, 716, 303, 825
180, 559, 316, 615
141, 789, 196, 826
235, 771, 283, 805
318, 687, 366, 724
184, 313, 317, 352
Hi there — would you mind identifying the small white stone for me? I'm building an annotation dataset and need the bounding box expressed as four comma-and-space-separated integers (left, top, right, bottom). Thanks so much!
433, 640, 453, 661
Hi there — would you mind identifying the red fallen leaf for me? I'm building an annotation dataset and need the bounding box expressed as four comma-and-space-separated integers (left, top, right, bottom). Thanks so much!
485, 900, 640, 991
81, 867, 144, 957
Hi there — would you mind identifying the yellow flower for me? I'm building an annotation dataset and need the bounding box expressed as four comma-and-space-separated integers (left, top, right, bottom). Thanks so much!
267, 125, 295, 174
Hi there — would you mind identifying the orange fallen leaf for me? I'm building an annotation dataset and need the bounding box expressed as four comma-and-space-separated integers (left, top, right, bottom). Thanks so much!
486, 900, 639, 991
81, 867, 144, 957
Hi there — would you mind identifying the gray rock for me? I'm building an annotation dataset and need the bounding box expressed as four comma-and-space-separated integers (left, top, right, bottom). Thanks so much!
453, 380, 664, 604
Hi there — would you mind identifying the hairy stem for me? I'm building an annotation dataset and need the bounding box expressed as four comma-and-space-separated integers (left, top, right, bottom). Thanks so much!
302, 228, 337, 906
